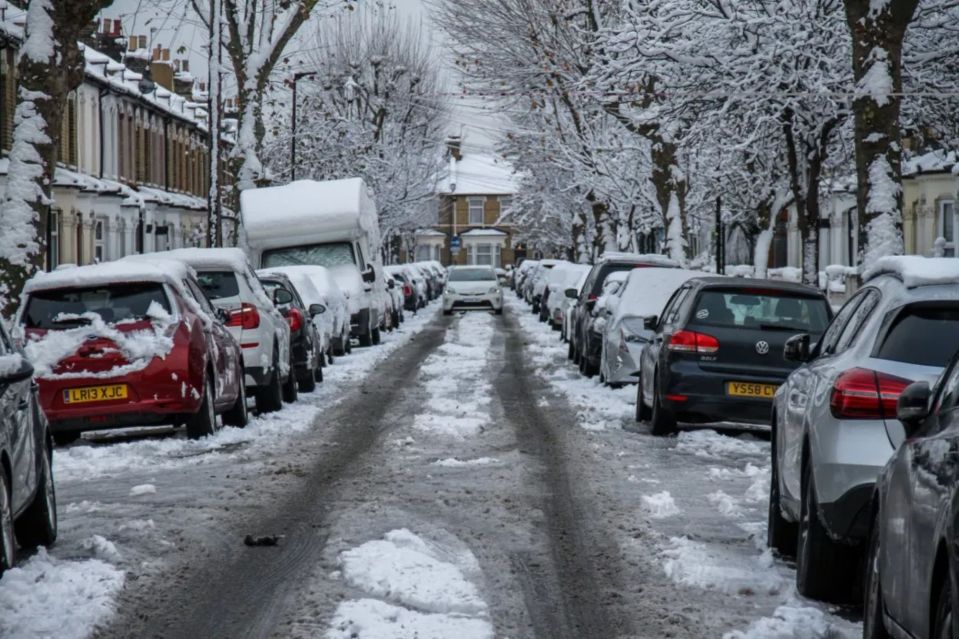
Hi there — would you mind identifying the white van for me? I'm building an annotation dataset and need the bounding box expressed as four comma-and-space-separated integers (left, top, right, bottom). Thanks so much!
241, 178, 386, 347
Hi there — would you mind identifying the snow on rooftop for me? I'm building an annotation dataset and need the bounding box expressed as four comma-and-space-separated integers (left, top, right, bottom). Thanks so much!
863, 255, 959, 287
903, 149, 957, 176
438, 153, 519, 196
460, 228, 507, 237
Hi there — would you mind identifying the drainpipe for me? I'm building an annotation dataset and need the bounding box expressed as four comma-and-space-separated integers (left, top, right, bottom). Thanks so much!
98, 86, 109, 178
163, 117, 170, 190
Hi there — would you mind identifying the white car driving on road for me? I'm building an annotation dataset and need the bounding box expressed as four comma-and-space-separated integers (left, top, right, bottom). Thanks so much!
443, 266, 503, 315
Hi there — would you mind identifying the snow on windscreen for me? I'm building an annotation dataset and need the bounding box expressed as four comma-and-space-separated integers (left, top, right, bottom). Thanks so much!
612, 269, 709, 324
23, 282, 172, 329
448, 268, 496, 282
261, 242, 356, 270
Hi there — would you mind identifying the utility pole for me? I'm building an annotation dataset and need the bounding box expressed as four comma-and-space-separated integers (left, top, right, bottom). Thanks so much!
290, 71, 316, 181
207, 0, 222, 247
715, 196, 724, 275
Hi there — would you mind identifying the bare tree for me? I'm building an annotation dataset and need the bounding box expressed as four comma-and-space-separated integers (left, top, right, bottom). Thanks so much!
0, 0, 114, 315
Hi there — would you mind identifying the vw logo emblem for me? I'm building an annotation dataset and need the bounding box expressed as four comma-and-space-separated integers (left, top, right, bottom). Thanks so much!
755, 340, 770, 355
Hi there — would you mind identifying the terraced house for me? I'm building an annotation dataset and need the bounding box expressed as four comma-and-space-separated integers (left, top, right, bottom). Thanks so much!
0, 16, 233, 271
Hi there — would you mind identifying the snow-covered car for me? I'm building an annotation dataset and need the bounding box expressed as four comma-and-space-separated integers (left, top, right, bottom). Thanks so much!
401, 264, 429, 308
410, 263, 439, 300
385, 265, 417, 312
597, 268, 710, 387
769, 256, 959, 603
530, 259, 565, 313
495, 268, 509, 287
561, 268, 592, 342
18, 259, 247, 443
383, 270, 405, 328
538, 261, 577, 323
256, 271, 325, 391
513, 260, 539, 293
135, 248, 293, 413
443, 266, 503, 315
0, 318, 57, 577
545, 263, 591, 332
258, 265, 352, 358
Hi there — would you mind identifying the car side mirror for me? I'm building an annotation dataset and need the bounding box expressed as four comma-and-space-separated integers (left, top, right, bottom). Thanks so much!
215, 307, 229, 324
643, 316, 658, 331
783, 333, 811, 363
273, 288, 294, 306
564, 288, 577, 299
898, 381, 932, 437
362, 266, 376, 284
388, 279, 396, 290
2, 357, 34, 383
309, 303, 326, 316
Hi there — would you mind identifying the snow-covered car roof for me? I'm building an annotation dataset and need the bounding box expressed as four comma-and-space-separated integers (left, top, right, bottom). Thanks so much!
611, 268, 712, 326
863, 256, 959, 288
258, 265, 343, 299
597, 252, 679, 267
23, 258, 194, 295
136, 247, 252, 273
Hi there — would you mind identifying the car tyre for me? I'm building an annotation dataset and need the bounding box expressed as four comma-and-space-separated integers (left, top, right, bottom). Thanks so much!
0, 470, 15, 576
372, 327, 382, 345
187, 375, 218, 439
495, 307, 503, 316
52, 432, 80, 447
282, 360, 298, 404
222, 374, 249, 427
933, 568, 953, 639
299, 363, 317, 392
863, 511, 890, 639
767, 443, 798, 557
649, 373, 677, 436
796, 461, 856, 603
635, 372, 652, 422
256, 352, 283, 414
567, 340, 575, 361
14, 445, 57, 550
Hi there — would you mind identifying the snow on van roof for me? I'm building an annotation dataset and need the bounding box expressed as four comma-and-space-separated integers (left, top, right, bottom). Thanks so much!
609, 268, 710, 328
240, 178, 376, 248
863, 256, 959, 288
23, 258, 193, 295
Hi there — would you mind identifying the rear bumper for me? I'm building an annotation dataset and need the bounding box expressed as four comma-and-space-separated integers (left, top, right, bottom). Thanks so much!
819, 483, 874, 542
42, 382, 202, 433
663, 360, 784, 425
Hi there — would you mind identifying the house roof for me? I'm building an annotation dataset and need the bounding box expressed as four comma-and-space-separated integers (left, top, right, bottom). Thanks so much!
461, 228, 507, 237
415, 229, 446, 237
903, 149, 957, 176
438, 153, 519, 196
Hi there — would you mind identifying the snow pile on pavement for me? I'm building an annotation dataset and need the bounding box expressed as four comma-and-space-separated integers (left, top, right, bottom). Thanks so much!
675, 429, 767, 460
723, 600, 844, 638
0, 548, 124, 639
129, 483, 156, 496
327, 529, 492, 639
433, 457, 500, 467
642, 491, 681, 518
662, 536, 784, 595
414, 314, 494, 438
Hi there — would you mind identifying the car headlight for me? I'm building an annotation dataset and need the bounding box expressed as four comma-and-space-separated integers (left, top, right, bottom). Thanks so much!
445, 287, 456, 295
489, 286, 500, 294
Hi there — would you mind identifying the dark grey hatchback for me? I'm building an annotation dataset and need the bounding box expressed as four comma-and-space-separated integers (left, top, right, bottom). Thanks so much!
636, 277, 831, 435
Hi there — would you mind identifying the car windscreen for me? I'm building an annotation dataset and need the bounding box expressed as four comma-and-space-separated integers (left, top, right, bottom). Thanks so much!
448, 268, 497, 282
195, 271, 240, 300
262, 242, 356, 269
690, 289, 830, 334
590, 264, 644, 297
23, 282, 171, 329
875, 305, 959, 367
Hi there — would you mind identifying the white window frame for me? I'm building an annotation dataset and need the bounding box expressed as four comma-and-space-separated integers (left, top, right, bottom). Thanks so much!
474, 242, 493, 266
940, 199, 956, 257
468, 197, 486, 225
94, 217, 106, 263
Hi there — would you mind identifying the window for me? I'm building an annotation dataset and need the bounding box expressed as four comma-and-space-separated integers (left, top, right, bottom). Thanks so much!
48, 209, 59, 270
833, 289, 880, 353
689, 290, 830, 333
94, 218, 105, 263
474, 243, 493, 265
819, 290, 868, 356
498, 196, 512, 215
468, 197, 485, 225
875, 304, 959, 368
23, 282, 171, 328
939, 200, 956, 257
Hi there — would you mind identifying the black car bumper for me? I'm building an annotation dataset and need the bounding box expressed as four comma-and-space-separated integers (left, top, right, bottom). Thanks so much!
662, 360, 783, 425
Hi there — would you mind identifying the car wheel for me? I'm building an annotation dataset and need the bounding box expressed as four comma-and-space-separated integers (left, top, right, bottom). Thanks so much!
933, 569, 953, 639
223, 374, 249, 427
360, 324, 373, 347
299, 364, 317, 392
372, 327, 382, 345
282, 359, 298, 404
14, 444, 57, 549
255, 352, 283, 414
567, 340, 574, 361
187, 375, 218, 439
0, 470, 15, 576
767, 440, 798, 556
796, 461, 856, 603
52, 432, 80, 447
649, 373, 677, 436
863, 511, 891, 639
345, 332, 353, 354
495, 307, 503, 316
635, 372, 652, 422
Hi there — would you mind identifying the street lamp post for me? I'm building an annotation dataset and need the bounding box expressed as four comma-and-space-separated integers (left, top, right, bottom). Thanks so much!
291, 71, 316, 181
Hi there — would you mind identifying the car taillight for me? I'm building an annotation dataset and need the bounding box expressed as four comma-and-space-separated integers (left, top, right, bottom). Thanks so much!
667, 330, 719, 354
286, 308, 304, 333
403, 284, 413, 297
829, 368, 911, 419
226, 303, 260, 330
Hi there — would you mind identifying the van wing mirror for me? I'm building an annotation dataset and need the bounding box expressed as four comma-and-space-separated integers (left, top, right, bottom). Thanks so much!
783, 334, 811, 363
362, 266, 376, 284
898, 381, 932, 437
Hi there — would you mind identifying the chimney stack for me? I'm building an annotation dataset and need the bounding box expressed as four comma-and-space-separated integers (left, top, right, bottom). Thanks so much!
446, 135, 463, 161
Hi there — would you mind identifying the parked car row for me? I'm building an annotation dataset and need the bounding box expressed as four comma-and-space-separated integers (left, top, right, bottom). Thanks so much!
0, 245, 441, 577
514, 253, 959, 638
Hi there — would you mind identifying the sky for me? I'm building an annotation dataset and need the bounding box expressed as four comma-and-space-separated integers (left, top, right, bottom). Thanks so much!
100, 0, 503, 153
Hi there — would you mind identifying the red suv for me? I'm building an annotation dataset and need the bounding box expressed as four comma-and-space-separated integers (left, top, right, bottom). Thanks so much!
18, 259, 247, 444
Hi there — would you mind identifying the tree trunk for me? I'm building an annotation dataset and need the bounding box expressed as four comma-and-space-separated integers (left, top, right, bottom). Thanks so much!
843, 0, 919, 268
650, 138, 687, 262
0, 0, 112, 315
